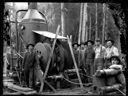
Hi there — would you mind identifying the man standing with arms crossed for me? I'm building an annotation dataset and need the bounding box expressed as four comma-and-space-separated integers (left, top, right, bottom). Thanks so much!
104, 40, 119, 68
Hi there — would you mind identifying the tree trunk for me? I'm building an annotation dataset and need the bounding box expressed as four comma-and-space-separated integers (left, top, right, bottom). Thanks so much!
95, 3, 98, 40
102, 3, 106, 44
78, 3, 83, 44
89, 15, 91, 40
61, 3, 65, 36
85, 3, 88, 41
81, 3, 87, 42
105, 5, 108, 40
85, 25, 88, 41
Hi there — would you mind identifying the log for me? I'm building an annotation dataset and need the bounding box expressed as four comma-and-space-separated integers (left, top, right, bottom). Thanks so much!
100, 84, 122, 93
67, 36, 83, 88
4, 82, 37, 95
95, 69, 121, 77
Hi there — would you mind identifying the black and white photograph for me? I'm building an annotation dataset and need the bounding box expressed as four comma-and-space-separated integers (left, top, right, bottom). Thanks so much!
3, 2, 127, 95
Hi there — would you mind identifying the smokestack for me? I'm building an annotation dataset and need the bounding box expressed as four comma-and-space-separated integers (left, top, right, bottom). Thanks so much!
28, 2, 37, 9
22, 2, 45, 21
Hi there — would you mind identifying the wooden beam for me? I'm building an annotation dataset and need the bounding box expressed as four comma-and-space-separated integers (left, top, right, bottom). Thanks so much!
44, 80, 56, 92
39, 25, 60, 93
67, 36, 83, 88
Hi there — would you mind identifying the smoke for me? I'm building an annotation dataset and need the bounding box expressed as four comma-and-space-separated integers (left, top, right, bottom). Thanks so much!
14, 2, 28, 10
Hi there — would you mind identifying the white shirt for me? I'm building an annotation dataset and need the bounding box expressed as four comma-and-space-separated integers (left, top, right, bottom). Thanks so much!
94, 45, 106, 59
105, 46, 119, 58
109, 64, 123, 71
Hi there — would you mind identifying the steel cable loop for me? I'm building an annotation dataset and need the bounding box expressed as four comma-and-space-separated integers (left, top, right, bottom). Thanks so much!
63, 77, 126, 95
62, 76, 92, 86
79, 73, 93, 79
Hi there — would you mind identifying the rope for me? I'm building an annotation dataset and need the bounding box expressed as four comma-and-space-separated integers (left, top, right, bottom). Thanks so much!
67, 72, 93, 79
79, 73, 93, 79
16, 52, 24, 59
115, 88, 126, 96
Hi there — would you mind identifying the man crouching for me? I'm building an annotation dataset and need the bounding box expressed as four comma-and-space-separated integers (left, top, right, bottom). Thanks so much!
93, 56, 126, 95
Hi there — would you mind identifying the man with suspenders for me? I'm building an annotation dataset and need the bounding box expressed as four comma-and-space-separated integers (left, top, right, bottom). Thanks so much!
94, 38, 106, 73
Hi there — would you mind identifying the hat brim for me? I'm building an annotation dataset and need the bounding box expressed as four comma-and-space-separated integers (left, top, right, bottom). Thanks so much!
26, 44, 34, 49
105, 40, 114, 44
72, 43, 79, 46
87, 40, 94, 45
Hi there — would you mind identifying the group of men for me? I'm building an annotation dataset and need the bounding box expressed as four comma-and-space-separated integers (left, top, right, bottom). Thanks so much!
72, 38, 122, 82
3, 37, 125, 92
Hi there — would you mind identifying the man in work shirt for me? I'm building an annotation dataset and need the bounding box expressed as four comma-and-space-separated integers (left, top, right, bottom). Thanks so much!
84, 40, 95, 82
94, 38, 106, 73
104, 40, 119, 68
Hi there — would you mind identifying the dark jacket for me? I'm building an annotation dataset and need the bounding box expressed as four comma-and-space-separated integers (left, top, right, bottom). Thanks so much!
85, 47, 95, 65
22, 51, 35, 70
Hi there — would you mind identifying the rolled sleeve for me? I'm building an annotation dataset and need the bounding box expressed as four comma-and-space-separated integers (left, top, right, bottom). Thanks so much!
113, 47, 119, 56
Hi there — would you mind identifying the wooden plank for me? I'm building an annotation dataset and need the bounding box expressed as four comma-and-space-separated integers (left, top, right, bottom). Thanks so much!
3, 92, 22, 95
7, 87, 37, 95
39, 25, 60, 93
4, 82, 35, 92
7, 84, 37, 95
67, 36, 83, 88
44, 80, 56, 92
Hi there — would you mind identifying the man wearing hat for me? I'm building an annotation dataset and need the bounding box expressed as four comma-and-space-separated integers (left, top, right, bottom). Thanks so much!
94, 56, 126, 94
22, 43, 35, 88
104, 39, 119, 68
94, 38, 106, 72
84, 40, 95, 82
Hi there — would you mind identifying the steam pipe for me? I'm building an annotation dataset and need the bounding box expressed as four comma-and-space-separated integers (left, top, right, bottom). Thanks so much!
15, 10, 27, 52
15, 10, 27, 74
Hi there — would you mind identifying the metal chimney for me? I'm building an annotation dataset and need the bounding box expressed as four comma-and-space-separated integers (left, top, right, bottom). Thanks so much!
28, 2, 37, 9
22, 2, 46, 22
20, 2, 48, 45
